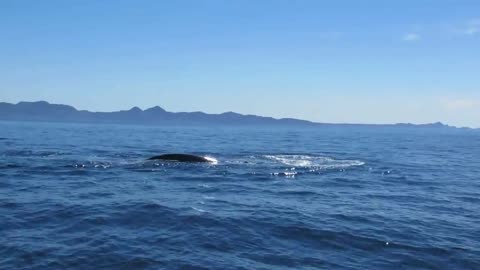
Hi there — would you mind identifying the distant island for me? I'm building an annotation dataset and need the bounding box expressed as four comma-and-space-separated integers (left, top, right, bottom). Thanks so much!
0, 101, 471, 129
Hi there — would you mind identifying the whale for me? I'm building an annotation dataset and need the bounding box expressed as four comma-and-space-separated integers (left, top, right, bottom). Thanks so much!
147, 154, 216, 163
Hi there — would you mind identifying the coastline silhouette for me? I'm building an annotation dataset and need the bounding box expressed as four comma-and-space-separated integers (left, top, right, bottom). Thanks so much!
0, 101, 464, 129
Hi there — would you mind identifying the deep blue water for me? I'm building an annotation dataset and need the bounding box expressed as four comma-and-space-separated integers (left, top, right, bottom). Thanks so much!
1, 121, 479, 270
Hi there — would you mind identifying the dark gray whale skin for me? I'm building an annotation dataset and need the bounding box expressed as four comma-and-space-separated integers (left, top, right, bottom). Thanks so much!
147, 154, 212, 162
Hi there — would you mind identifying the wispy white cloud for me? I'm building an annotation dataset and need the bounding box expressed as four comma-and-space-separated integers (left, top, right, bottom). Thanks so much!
463, 27, 478, 35
403, 19, 480, 40
452, 18, 480, 36
465, 19, 480, 35
403, 33, 420, 42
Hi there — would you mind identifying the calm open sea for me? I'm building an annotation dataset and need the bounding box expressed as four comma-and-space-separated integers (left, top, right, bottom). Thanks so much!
1, 121, 479, 269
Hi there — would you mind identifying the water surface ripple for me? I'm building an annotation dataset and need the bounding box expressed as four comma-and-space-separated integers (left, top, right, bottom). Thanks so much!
1, 122, 479, 269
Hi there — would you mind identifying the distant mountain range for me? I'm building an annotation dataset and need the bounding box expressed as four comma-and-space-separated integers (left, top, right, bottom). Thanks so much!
0, 101, 472, 129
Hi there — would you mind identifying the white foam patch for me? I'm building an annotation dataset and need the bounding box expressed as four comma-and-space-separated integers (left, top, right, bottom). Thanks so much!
265, 155, 314, 166
272, 171, 298, 178
264, 155, 364, 169
203, 156, 218, 164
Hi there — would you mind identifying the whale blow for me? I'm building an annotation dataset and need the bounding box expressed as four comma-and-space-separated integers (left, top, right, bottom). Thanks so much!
148, 154, 216, 163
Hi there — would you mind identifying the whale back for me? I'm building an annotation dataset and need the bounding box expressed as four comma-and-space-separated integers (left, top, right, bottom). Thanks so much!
148, 154, 210, 162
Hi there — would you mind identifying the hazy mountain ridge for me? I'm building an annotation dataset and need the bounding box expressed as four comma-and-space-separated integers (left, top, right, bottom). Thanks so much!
0, 101, 472, 129
0, 101, 314, 126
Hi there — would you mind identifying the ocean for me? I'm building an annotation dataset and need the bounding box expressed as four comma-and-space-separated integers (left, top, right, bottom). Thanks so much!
1, 121, 479, 269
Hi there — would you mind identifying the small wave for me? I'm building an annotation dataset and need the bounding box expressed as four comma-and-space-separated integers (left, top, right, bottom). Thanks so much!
0, 164, 22, 169
191, 207, 207, 213
3, 150, 67, 157
277, 190, 318, 196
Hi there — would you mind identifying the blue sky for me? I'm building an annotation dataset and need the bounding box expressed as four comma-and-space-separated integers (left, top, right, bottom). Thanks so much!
1, 0, 479, 127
